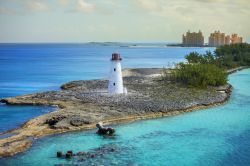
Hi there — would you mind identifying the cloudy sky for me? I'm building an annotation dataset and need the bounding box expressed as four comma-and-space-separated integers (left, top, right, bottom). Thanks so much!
0, 0, 249, 43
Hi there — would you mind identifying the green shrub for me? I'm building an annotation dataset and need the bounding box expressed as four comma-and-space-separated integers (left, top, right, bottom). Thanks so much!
185, 43, 250, 69
164, 43, 250, 87
171, 63, 228, 88
215, 43, 250, 68
185, 51, 216, 65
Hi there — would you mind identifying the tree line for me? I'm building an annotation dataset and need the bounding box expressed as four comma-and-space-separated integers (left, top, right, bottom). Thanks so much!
164, 43, 250, 88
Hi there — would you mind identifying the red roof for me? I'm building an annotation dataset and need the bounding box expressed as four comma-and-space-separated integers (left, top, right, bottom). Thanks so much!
111, 53, 122, 61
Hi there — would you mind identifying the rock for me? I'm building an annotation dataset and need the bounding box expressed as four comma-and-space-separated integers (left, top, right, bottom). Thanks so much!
65, 152, 72, 159
78, 157, 86, 162
96, 122, 116, 135
53, 119, 71, 129
67, 150, 73, 155
90, 154, 96, 158
107, 128, 115, 135
0, 99, 7, 104
77, 152, 86, 156
70, 117, 91, 126
57, 151, 64, 157
56, 144, 121, 164
45, 115, 66, 126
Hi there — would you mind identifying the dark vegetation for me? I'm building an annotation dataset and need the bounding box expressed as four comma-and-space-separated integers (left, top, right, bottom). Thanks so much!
185, 43, 250, 68
164, 43, 250, 88
215, 43, 250, 68
171, 63, 228, 88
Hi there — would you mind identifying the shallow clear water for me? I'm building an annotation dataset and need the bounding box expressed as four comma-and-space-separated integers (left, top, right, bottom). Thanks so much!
2, 69, 250, 166
0, 43, 213, 133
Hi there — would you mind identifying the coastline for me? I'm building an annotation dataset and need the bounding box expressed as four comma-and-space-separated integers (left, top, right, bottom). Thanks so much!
166, 43, 213, 47
0, 67, 246, 158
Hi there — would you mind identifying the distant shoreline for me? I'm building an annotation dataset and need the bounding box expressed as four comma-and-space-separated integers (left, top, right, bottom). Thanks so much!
166, 43, 214, 47
0, 42, 213, 47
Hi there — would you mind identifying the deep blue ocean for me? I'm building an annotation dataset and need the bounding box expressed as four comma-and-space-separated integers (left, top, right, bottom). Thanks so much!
1, 44, 250, 166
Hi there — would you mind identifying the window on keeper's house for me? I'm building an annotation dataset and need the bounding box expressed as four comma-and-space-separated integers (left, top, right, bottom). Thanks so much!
114, 68, 116, 71
113, 83, 115, 86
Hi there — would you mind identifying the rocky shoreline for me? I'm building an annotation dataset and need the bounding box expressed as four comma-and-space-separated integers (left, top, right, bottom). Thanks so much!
0, 68, 235, 157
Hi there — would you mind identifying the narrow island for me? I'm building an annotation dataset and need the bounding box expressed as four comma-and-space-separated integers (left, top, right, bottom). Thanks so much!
0, 43, 249, 157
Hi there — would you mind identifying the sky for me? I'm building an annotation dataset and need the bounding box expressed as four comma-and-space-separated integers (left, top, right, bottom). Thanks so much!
0, 0, 249, 43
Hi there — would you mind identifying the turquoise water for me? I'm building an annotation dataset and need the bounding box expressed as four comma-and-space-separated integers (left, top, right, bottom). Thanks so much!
0, 44, 213, 133
2, 69, 250, 165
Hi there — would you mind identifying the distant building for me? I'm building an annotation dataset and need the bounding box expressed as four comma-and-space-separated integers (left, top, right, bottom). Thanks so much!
225, 35, 231, 45
182, 30, 204, 47
208, 31, 226, 47
208, 31, 243, 47
231, 34, 243, 44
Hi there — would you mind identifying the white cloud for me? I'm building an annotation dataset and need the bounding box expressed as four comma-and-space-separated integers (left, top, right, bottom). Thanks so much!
194, 0, 227, 3
0, 7, 18, 14
136, 0, 162, 12
26, 0, 50, 11
76, 0, 95, 13
58, 0, 69, 6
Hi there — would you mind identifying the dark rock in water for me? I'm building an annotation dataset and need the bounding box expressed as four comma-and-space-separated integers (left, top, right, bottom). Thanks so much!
96, 122, 115, 135
45, 115, 66, 126
56, 151, 64, 158
107, 127, 115, 135
78, 157, 86, 162
55, 144, 123, 165
67, 150, 73, 155
65, 152, 72, 159
0, 99, 7, 104
77, 152, 86, 156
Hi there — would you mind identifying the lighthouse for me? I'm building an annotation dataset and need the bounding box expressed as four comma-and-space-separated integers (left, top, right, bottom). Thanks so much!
108, 53, 126, 95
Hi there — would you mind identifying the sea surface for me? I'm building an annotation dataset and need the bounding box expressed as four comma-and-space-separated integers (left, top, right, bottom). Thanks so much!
0, 43, 213, 133
2, 67, 250, 165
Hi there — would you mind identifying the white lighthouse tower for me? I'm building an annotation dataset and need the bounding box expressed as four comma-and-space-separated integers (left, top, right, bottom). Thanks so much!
108, 53, 126, 95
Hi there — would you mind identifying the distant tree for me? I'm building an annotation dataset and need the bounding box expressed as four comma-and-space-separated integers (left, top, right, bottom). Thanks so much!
185, 52, 201, 64
215, 43, 250, 68
164, 43, 250, 87
171, 63, 227, 88
185, 43, 250, 69
185, 51, 217, 65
